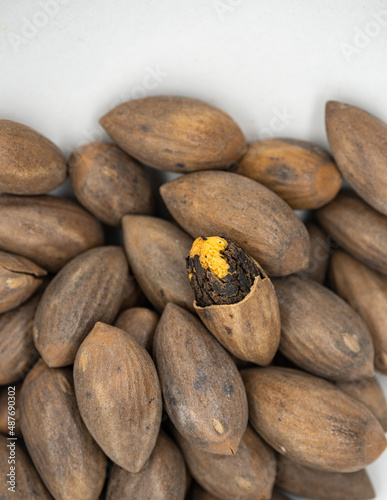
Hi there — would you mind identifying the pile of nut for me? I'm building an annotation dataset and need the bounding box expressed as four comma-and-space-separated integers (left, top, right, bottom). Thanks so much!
0, 95, 386, 500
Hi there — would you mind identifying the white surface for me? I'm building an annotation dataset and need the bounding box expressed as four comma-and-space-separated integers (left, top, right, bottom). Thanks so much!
1, 1, 387, 498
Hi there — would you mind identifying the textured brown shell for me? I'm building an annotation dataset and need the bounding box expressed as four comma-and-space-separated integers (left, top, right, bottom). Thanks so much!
114, 307, 159, 353
69, 141, 154, 225
0, 383, 21, 436
106, 432, 186, 500
33, 246, 128, 367
0, 434, 52, 499
0, 119, 66, 195
123, 215, 194, 312
100, 96, 246, 172
74, 322, 162, 473
0, 195, 104, 272
276, 457, 375, 500
326, 101, 387, 215
174, 425, 276, 500
317, 192, 387, 275
154, 303, 248, 455
297, 223, 330, 283
19, 360, 107, 500
236, 138, 341, 209
195, 264, 280, 365
0, 294, 40, 385
242, 366, 386, 472
0, 250, 46, 314
119, 274, 146, 310
330, 249, 387, 375
160, 171, 310, 276
274, 276, 374, 381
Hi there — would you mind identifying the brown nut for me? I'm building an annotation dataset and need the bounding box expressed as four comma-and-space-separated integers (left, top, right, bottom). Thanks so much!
69, 142, 154, 226
297, 223, 330, 283
100, 96, 246, 172
74, 322, 162, 473
114, 307, 159, 353
0, 119, 66, 195
154, 303, 248, 455
236, 138, 341, 209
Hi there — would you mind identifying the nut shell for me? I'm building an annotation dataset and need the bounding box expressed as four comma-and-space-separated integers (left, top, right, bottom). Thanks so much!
114, 307, 158, 353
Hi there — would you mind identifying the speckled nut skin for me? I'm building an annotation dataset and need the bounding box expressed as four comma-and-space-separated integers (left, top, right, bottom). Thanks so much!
114, 307, 159, 353
19, 360, 107, 500
276, 457, 375, 500
242, 367, 387, 473
69, 142, 154, 226
0, 195, 104, 272
326, 101, 387, 215
236, 138, 342, 209
273, 277, 375, 381
123, 215, 195, 313
0, 120, 66, 195
297, 223, 330, 283
174, 425, 276, 500
0, 250, 46, 314
100, 96, 247, 172
0, 294, 40, 385
0, 434, 52, 499
160, 171, 310, 276
154, 303, 248, 455
106, 432, 186, 500
33, 246, 128, 367
74, 322, 162, 473
317, 192, 387, 275
330, 249, 387, 375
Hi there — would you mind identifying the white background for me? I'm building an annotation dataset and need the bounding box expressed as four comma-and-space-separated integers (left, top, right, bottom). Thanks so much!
1, 1, 387, 498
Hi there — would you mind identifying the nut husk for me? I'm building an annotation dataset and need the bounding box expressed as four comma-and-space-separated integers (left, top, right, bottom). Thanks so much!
114, 307, 159, 353
0, 119, 66, 195
187, 237, 280, 365
0, 383, 21, 436
174, 425, 276, 500
20, 360, 107, 500
0, 434, 52, 499
273, 276, 375, 381
106, 431, 186, 500
154, 304, 248, 455
69, 141, 154, 225
0, 250, 46, 314
236, 138, 341, 209
0, 294, 40, 385
276, 456, 375, 500
123, 215, 195, 312
160, 171, 310, 276
241, 366, 387, 472
100, 96, 246, 172
33, 246, 128, 367
326, 100, 387, 215
317, 192, 387, 275
337, 378, 387, 432
330, 249, 387, 375
0, 195, 104, 272
74, 322, 162, 473
297, 223, 330, 283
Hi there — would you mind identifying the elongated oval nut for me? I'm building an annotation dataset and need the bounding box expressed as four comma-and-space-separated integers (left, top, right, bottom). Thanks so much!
0, 119, 66, 195
106, 432, 186, 500
74, 322, 162, 473
242, 366, 387, 472
0, 195, 104, 272
154, 303, 248, 455
19, 360, 107, 500
33, 246, 128, 367
187, 236, 280, 365
274, 276, 375, 381
114, 307, 159, 353
69, 142, 154, 225
174, 425, 276, 500
100, 96, 246, 172
326, 100, 387, 215
236, 138, 341, 209
160, 171, 310, 276
123, 215, 194, 312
